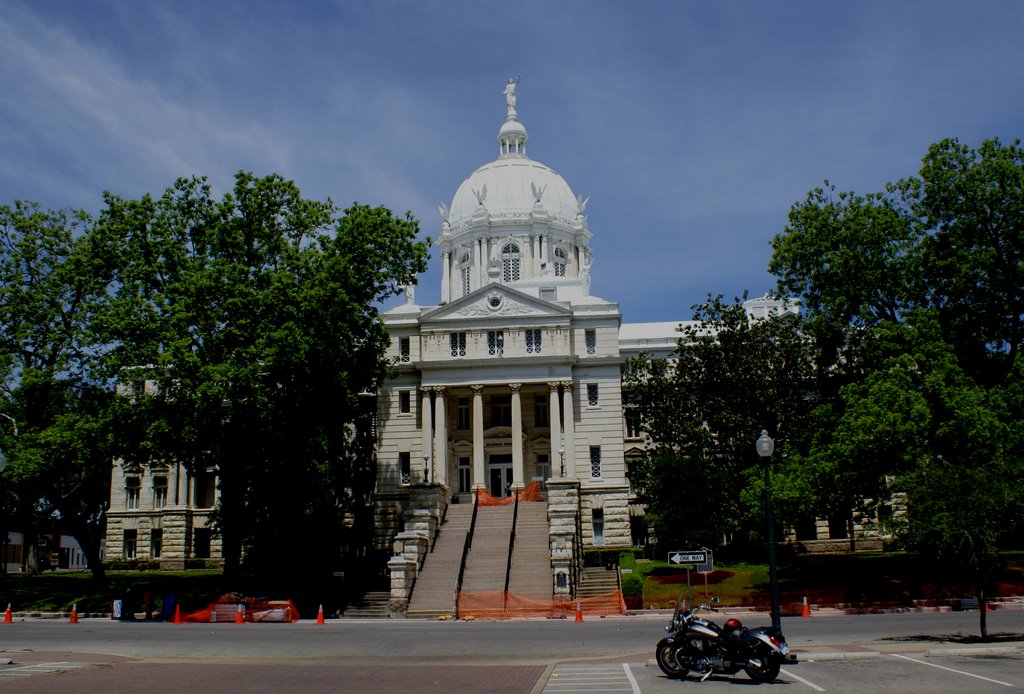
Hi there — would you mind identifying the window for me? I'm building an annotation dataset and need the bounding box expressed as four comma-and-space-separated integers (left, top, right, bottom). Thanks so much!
501, 243, 521, 282
399, 452, 411, 485
399, 337, 410, 362
553, 246, 567, 277
123, 530, 137, 559
399, 390, 411, 414
491, 396, 512, 427
458, 456, 471, 494
153, 476, 168, 508
456, 397, 470, 430
587, 383, 599, 407
590, 446, 602, 478
625, 410, 643, 440
450, 332, 466, 357
525, 329, 542, 354
193, 469, 216, 508
585, 329, 596, 355
534, 396, 549, 427
151, 529, 163, 559
125, 477, 140, 510
487, 330, 504, 356
194, 528, 211, 559
592, 508, 605, 545
536, 454, 550, 480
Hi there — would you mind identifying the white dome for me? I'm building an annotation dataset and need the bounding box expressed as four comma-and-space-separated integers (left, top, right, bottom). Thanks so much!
448, 157, 580, 232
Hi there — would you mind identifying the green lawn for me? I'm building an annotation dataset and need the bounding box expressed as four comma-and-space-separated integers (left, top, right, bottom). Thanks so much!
618, 550, 1024, 611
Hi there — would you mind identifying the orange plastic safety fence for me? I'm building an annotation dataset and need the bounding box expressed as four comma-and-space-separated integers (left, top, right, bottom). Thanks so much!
457, 589, 626, 620
476, 481, 542, 506
180, 595, 301, 623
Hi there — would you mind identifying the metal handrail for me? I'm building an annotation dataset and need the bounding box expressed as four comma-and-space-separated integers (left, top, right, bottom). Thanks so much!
454, 489, 479, 618
503, 489, 520, 599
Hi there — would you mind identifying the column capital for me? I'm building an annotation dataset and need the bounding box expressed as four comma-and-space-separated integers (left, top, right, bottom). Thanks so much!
432, 386, 447, 395
470, 384, 484, 394
561, 380, 573, 391
547, 381, 561, 391
509, 382, 522, 393
420, 386, 432, 396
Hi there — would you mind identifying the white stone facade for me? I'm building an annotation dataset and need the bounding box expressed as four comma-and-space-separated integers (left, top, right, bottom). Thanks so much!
373, 86, 632, 564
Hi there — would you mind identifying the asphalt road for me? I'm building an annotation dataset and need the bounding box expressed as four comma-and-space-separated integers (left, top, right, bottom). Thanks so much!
0, 610, 1021, 692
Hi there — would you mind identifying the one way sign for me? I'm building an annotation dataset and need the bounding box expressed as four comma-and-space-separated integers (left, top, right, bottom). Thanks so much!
668, 550, 707, 566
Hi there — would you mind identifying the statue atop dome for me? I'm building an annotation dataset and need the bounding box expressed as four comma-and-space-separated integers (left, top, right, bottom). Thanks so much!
503, 75, 521, 120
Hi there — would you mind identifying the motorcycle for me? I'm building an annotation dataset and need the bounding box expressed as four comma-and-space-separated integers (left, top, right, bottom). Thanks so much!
655, 597, 797, 682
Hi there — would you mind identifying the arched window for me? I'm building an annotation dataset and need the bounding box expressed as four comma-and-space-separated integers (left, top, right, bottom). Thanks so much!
553, 246, 567, 277
460, 251, 471, 296
501, 242, 521, 283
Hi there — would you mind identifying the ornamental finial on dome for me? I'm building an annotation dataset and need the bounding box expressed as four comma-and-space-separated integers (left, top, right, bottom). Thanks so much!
499, 76, 528, 157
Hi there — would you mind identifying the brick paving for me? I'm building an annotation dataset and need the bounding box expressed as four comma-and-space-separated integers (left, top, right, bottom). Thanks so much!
0, 661, 548, 694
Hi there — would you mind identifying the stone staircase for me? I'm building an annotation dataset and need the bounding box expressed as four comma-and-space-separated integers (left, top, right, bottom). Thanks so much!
403, 499, 554, 618
404, 502, 474, 618
507, 501, 551, 598
459, 504, 516, 593
576, 565, 623, 614
341, 591, 390, 618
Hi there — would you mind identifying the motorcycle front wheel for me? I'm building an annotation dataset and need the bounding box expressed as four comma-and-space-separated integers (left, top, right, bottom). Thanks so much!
655, 638, 687, 679
744, 654, 781, 682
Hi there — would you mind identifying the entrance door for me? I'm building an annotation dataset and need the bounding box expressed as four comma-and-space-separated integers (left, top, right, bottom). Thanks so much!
488, 454, 514, 497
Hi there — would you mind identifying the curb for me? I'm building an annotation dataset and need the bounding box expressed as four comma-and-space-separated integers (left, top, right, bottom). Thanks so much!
798, 651, 881, 661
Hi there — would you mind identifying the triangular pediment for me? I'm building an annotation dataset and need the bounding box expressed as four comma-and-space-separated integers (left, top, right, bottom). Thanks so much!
421, 283, 570, 324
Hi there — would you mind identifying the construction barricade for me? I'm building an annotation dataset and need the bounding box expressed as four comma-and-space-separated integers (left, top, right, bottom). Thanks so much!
457, 589, 627, 620
179, 594, 301, 623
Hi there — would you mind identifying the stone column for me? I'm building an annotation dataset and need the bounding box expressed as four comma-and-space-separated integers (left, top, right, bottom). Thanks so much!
421, 387, 433, 484
433, 387, 447, 486
441, 251, 450, 303
510, 383, 524, 487
471, 384, 485, 490
562, 381, 576, 478
548, 382, 562, 476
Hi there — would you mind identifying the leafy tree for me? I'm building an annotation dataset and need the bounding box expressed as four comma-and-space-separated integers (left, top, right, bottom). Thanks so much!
770, 138, 1024, 638
626, 296, 817, 553
0, 202, 119, 579
98, 173, 429, 596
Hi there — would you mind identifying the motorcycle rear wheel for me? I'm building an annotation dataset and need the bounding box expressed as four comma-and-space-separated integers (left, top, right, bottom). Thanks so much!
655, 638, 687, 679
744, 656, 781, 682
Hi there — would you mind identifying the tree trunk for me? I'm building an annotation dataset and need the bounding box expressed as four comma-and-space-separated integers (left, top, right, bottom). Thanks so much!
978, 585, 988, 640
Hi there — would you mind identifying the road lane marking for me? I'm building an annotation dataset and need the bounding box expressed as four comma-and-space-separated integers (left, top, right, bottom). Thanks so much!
780, 666, 826, 691
622, 663, 641, 694
0, 662, 91, 679
542, 664, 636, 692
889, 653, 1014, 687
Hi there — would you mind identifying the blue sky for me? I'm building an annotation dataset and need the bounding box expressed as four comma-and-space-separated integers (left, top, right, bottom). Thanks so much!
2, 1, 1021, 322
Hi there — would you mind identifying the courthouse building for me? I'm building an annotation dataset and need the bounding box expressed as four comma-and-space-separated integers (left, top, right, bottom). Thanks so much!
103, 84, 799, 587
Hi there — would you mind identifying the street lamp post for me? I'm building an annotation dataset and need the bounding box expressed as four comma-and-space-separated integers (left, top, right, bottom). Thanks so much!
756, 429, 781, 630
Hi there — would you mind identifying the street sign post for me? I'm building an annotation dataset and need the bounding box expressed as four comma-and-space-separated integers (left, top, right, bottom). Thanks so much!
695, 548, 714, 598
668, 551, 707, 566
668, 550, 709, 601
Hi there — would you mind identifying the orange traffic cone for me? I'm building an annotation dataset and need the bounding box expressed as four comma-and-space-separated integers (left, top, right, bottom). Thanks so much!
69, 603, 79, 624
801, 595, 811, 618
234, 603, 244, 624
173, 604, 182, 624
316, 604, 325, 625
4, 604, 12, 623
574, 602, 583, 622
